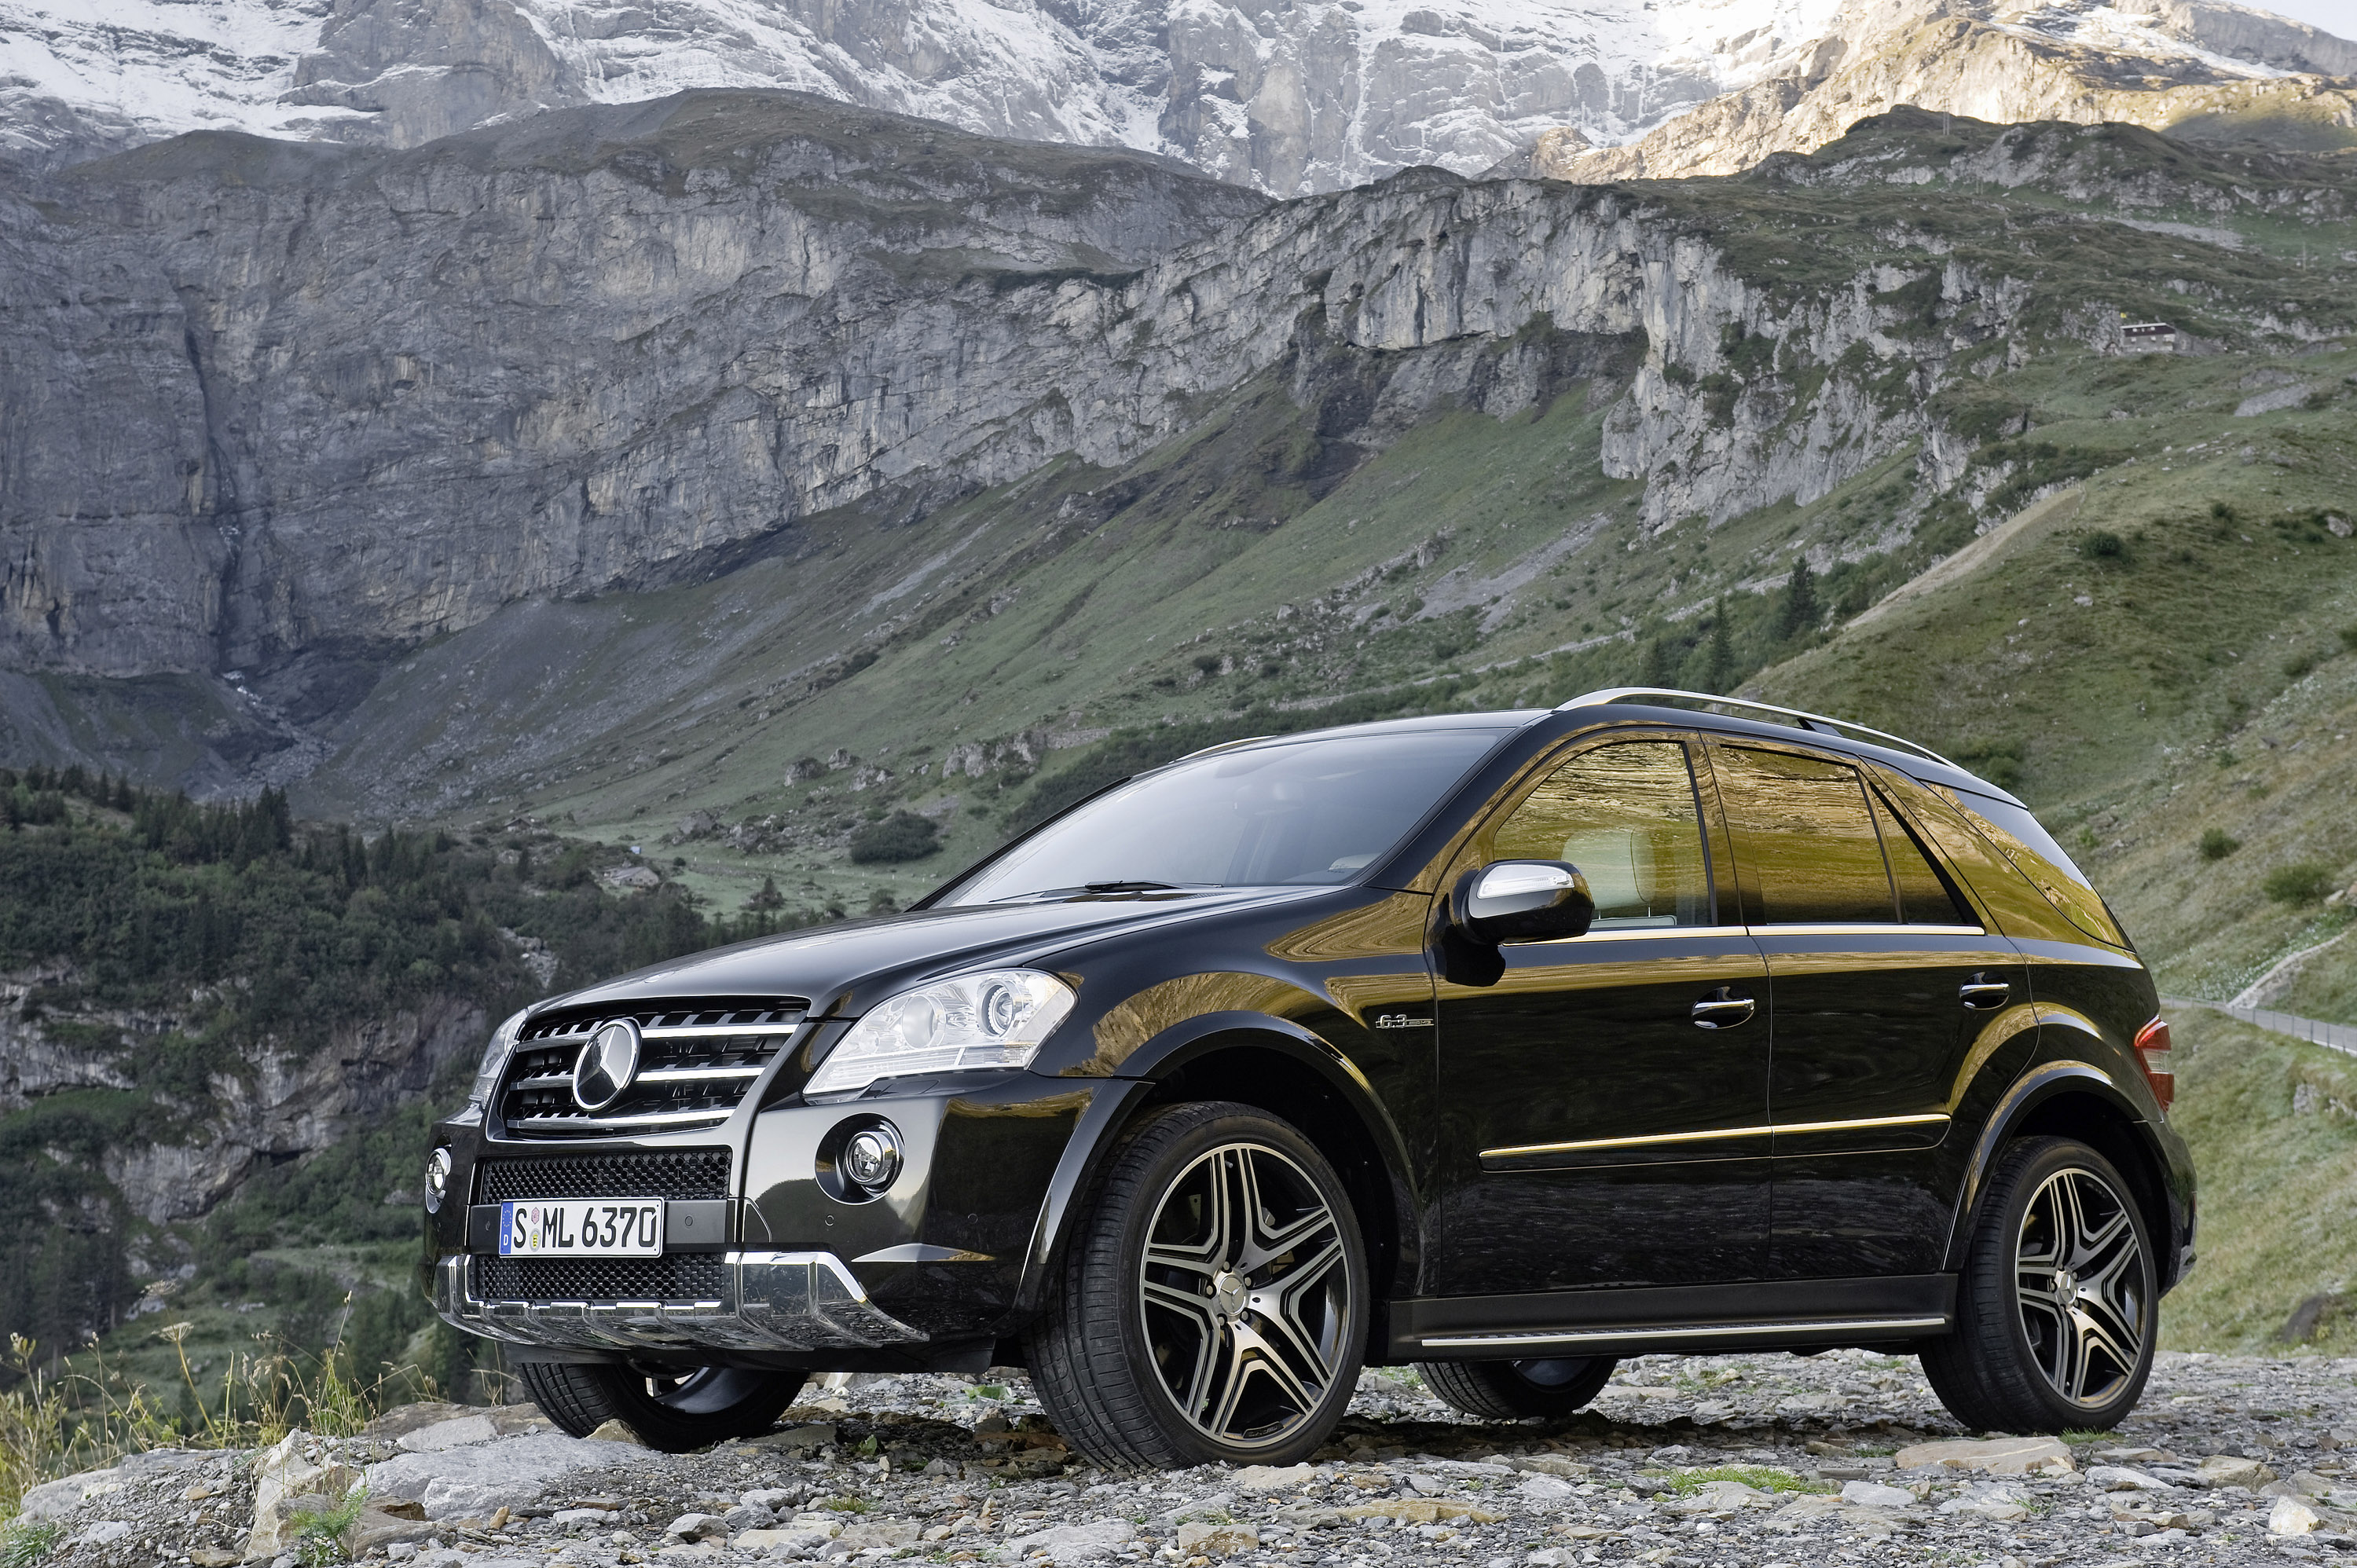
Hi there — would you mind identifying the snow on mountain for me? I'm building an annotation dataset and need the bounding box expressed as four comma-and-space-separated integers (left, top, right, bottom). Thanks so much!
0, 0, 2348, 185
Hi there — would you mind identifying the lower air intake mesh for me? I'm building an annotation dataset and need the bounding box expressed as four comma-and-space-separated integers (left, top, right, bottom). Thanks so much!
473, 1253, 727, 1303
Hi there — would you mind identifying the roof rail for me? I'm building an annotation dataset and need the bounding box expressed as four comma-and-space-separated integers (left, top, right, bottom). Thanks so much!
1555, 687, 1958, 769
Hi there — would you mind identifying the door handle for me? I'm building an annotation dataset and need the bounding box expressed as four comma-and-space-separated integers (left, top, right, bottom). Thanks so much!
1691, 987, 1756, 1029
1959, 975, 2012, 1010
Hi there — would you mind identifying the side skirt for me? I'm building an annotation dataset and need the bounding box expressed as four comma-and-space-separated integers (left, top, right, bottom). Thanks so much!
1388, 1274, 1955, 1361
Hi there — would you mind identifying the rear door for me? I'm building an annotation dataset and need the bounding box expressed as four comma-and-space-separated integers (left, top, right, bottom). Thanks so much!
1706, 739, 2029, 1279
1431, 732, 1772, 1295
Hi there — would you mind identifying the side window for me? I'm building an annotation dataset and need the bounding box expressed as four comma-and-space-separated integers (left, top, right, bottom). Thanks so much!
1945, 789, 2128, 947
1870, 789, 1974, 926
1714, 746, 1897, 925
1494, 740, 1712, 928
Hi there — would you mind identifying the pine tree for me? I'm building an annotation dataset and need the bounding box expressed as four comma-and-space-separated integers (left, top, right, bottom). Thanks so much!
1703, 596, 1736, 694
1776, 557, 1820, 642
748, 875, 784, 912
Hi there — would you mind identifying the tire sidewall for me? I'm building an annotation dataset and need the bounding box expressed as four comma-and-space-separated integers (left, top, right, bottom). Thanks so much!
1107, 1106, 1369, 1465
1980, 1137, 2157, 1429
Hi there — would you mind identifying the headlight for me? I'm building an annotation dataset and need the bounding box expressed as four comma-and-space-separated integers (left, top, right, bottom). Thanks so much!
807, 970, 1076, 1097
424, 1147, 453, 1214
466, 1009, 528, 1111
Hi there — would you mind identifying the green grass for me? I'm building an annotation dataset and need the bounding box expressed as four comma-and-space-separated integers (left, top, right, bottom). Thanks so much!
1660, 1466, 1834, 1496
2160, 1009, 2357, 1353
0, 1520, 63, 1568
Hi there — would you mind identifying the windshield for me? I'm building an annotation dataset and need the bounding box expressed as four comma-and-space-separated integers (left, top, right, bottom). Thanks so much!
938, 729, 1506, 905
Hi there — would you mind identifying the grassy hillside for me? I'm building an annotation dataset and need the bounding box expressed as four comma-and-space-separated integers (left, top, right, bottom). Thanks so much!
2161, 1006, 2357, 1354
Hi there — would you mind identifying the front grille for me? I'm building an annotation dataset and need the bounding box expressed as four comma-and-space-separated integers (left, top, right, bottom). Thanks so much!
474, 1149, 731, 1204
474, 1253, 727, 1304
497, 996, 808, 1138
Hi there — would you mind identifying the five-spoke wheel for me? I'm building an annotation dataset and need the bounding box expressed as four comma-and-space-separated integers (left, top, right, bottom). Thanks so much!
1924, 1136, 2157, 1433
1028, 1102, 1368, 1466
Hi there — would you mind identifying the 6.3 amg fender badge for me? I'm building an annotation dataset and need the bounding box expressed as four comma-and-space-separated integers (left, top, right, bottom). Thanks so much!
1373, 1013, 1433, 1029
573, 1018, 643, 1111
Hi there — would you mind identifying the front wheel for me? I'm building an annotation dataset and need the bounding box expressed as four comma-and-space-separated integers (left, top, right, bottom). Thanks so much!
1026, 1101, 1369, 1467
517, 1361, 807, 1453
1922, 1135, 2157, 1434
1415, 1356, 1616, 1420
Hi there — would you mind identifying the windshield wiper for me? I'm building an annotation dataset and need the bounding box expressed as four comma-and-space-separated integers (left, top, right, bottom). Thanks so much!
989, 880, 1198, 903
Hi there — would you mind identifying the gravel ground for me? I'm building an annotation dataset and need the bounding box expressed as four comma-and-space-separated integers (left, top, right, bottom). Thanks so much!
19, 1349, 2357, 1568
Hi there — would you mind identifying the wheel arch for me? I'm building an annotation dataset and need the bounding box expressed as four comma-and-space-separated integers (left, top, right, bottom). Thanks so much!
1008, 1011, 1417, 1361
1948, 1061, 2182, 1288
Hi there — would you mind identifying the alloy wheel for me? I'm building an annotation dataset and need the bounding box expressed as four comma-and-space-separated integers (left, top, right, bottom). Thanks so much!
2013, 1166, 2148, 1407
1136, 1141, 1351, 1449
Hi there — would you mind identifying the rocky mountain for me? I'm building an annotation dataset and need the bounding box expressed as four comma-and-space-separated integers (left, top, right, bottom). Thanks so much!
3, 0, 2348, 189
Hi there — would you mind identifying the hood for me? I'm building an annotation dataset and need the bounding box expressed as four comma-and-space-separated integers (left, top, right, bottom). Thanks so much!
535, 885, 1330, 1020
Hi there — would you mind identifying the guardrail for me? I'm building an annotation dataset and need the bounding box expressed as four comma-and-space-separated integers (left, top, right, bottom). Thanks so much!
2162, 996, 2357, 1057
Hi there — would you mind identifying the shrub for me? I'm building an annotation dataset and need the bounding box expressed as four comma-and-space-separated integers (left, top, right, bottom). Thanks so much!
2198, 828, 2240, 861
2264, 863, 2333, 904
848, 811, 940, 864
2285, 651, 2319, 680
2079, 529, 2126, 560
2341, 626, 2357, 654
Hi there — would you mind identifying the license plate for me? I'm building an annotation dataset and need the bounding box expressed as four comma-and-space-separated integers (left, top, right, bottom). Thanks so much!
498, 1199, 665, 1257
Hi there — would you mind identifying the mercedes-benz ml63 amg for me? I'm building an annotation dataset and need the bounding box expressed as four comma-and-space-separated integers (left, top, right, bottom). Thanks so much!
426, 688, 2193, 1464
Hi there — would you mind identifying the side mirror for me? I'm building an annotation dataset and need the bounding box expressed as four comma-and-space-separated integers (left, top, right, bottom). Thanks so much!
1452, 859, 1596, 946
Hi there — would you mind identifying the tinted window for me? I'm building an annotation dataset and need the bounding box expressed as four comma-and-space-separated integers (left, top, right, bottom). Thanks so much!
1871, 790, 1974, 925
940, 730, 1503, 903
1494, 741, 1712, 928
1715, 746, 1897, 925
1946, 789, 2128, 947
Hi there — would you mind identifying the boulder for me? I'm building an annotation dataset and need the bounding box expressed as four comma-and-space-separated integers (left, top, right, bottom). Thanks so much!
2197, 1454, 2277, 1489
1841, 1481, 1915, 1508
396, 1414, 499, 1453
1893, 1436, 2073, 1476
2087, 1465, 2173, 1492
1232, 1464, 1318, 1492
2271, 1497, 2323, 1536
1003, 1520, 1137, 1562
364, 1431, 615, 1521
1175, 1521, 1260, 1556
245, 1432, 364, 1563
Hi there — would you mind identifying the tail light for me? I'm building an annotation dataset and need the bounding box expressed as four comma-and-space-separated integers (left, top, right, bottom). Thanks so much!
2133, 1017, 2174, 1111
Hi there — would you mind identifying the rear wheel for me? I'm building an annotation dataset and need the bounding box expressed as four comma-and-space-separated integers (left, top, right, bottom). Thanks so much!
1415, 1356, 1616, 1420
517, 1362, 807, 1453
1923, 1136, 2156, 1434
1026, 1101, 1369, 1467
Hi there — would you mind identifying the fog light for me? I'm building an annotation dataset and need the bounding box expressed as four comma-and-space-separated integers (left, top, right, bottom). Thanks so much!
843, 1127, 903, 1192
425, 1147, 453, 1214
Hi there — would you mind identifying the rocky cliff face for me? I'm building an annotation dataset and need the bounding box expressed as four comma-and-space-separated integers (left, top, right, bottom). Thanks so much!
2, 92, 2344, 698
1, 962, 483, 1224
6, 0, 2343, 189
1538, 0, 2357, 181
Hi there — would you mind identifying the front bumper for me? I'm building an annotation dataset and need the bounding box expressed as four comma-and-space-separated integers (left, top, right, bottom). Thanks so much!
432, 1251, 926, 1354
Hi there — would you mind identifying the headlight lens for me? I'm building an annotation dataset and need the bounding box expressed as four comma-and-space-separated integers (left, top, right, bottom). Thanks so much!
466, 1009, 528, 1110
808, 969, 1076, 1097
424, 1147, 453, 1214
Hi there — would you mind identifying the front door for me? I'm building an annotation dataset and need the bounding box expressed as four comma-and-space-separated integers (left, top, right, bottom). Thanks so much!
1431, 734, 1772, 1297
1706, 740, 2032, 1279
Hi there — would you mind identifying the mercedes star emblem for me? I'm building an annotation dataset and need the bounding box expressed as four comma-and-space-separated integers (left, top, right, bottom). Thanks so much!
573, 1018, 642, 1111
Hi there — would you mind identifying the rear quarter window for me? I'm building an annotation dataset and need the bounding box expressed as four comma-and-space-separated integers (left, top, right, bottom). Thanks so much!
1944, 789, 2129, 949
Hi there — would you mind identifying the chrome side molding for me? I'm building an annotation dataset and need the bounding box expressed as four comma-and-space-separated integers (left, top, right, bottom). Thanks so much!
1416, 1314, 1950, 1353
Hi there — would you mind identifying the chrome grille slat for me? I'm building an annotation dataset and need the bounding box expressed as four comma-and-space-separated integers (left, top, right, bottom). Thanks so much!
497, 995, 809, 1140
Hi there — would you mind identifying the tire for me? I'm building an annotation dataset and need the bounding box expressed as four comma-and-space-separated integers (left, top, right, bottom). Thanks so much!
1415, 1356, 1616, 1420
517, 1361, 807, 1453
1025, 1101, 1369, 1467
1923, 1136, 2157, 1434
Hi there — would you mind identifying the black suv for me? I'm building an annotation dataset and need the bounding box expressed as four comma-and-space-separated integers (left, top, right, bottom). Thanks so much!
427, 690, 2193, 1463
